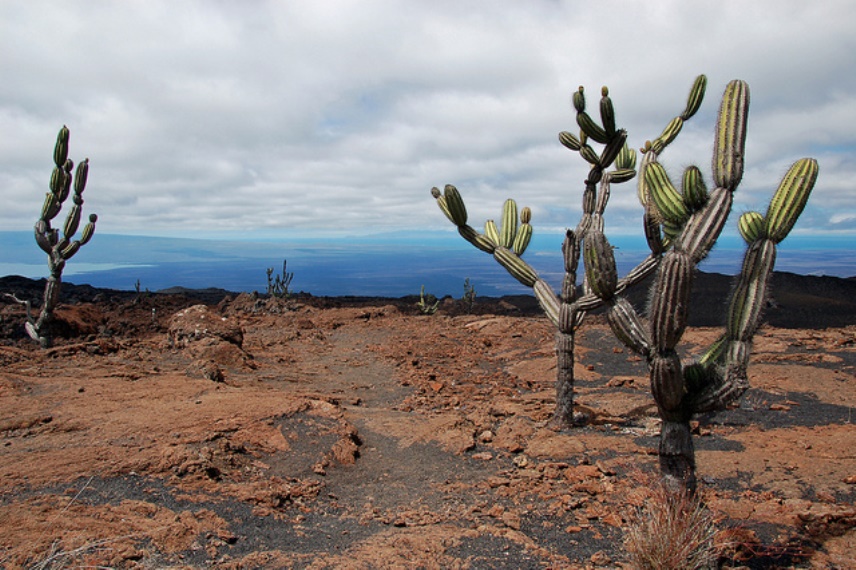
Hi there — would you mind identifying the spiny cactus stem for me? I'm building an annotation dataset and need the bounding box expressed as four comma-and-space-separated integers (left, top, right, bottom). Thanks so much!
561, 272, 577, 304
606, 296, 651, 356
676, 186, 733, 263
712, 80, 750, 190
559, 252, 661, 320
554, 332, 576, 425
650, 252, 694, 352
689, 361, 750, 413
652, 352, 685, 412
457, 225, 496, 254
621, 253, 662, 287
659, 420, 697, 495
595, 180, 611, 217
726, 238, 777, 343
492, 247, 538, 287
533, 279, 561, 328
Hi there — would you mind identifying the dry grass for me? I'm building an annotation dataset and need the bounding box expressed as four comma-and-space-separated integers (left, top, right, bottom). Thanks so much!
624, 481, 720, 570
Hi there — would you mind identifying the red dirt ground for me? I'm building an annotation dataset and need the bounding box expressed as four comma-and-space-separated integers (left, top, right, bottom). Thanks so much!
0, 289, 854, 568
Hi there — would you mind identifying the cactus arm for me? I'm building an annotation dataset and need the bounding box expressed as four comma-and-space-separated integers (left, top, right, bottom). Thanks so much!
688, 158, 818, 413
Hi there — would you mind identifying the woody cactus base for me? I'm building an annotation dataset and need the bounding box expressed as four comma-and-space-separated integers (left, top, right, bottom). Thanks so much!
26, 126, 97, 348
432, 76, 817, 492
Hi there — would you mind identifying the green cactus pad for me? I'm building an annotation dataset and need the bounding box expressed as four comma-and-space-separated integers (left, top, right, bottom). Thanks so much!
54, 126, 70, 168
572, 86, 585, 113
606, 169, 633, 185
559, 131, 582, 151
645, 163, 689, 224
681, 75, 707, 121
433, 188, 456, 224
599, 130, 628, 169
63, 204, 82, 239
651, 117, 684, 155
458, 225, 495, 253
577, 111, 608, 144
681, 166, 708, 212
726, 238, 776, 342
615, 143, 637, 170
61, 241, 81, 259
583, 231, 618, 301
512, 223, 533, 256
41, 192, 61, 221
493, 246, 537, 287
764, 158, 818, 243
738, 211, 765, 244
80, 220, 96, 246
579, 144, 599, 166
484, 219, 499, 245
74, 158, 89, 194
600, 90, 616, 136
500, 199, 518, 248
712, 80, 750, 190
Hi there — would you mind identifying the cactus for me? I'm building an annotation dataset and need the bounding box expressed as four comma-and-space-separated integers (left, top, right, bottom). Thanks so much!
432, 77, 817, 493
432, 79, 701, 426
462, 278, 477, 313
417, 285, 440, 315
266, 258, 294, 298
26, 126, 97, 347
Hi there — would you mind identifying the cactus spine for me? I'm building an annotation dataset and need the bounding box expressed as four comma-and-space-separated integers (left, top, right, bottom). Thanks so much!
432, 76, 817, 494
27, 126, 98, 348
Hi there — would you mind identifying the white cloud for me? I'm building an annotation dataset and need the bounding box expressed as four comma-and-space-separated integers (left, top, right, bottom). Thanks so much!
1, 0, 854, 241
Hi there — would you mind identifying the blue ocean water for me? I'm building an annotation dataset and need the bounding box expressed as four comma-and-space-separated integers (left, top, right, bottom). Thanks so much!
1, 231, 853, 298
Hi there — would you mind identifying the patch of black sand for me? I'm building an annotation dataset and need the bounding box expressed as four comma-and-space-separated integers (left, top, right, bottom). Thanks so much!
20, 473, 384, 566
704, 389, 853, 429
444, 530, 557, 569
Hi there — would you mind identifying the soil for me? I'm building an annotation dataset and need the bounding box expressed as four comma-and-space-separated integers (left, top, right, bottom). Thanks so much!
0, 274, 854, 569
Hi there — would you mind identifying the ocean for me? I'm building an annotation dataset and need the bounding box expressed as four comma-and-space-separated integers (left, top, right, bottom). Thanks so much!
1, 231, 852, 298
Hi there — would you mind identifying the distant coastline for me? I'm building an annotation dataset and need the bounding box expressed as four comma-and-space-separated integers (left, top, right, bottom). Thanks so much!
1, 231, 852, 298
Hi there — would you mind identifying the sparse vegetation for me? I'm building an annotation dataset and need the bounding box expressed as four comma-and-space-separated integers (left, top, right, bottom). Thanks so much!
625, 480, 719, 569
432, 76, 817, 492
417, 285, 439, 314
266, 258, 294, 298
462, 277, 477, 313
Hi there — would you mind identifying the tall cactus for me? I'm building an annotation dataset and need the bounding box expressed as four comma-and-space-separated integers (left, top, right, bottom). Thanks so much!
26, 126, 97, 347
432, 77, 817, 492
432, 78, 706, 426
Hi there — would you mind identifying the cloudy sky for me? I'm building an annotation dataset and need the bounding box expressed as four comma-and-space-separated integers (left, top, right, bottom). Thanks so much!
2, 1, 854, 243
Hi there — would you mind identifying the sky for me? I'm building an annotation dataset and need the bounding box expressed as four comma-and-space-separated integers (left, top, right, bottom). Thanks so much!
2, 1, 855, 246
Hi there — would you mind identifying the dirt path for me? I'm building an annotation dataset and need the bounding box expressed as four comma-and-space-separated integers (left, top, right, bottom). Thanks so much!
0, 297, 854, 568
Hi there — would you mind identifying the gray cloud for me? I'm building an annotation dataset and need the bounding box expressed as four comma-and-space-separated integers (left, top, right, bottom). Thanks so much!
2, 0, 854, 240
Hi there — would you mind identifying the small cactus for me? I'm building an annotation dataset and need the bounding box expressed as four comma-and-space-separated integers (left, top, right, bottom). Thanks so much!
266, 259, 294, 298
26, 126, 97, 347
432, 76, 817, 493
417, 285, 440, 315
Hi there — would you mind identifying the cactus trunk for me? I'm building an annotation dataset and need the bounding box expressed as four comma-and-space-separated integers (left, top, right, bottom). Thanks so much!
659, 418, 697, 494
554, 332, 576, 425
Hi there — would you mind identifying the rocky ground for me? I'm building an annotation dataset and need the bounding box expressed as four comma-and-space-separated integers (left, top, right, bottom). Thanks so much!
0, 274, 854, 568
